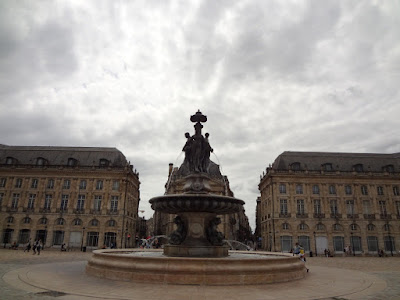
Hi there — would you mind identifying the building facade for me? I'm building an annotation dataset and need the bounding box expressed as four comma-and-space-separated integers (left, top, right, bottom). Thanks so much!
0, 145, 140, 250
258, 151, 400, 256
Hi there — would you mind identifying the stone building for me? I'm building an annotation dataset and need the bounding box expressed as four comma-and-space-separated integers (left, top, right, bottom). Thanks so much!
153, 163, 252, 242
0, 145, 140, 250
258, 151, 400, 256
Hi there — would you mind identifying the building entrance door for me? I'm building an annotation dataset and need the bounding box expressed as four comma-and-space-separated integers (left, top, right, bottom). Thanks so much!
316, 236, 328, 256
69, 231, 82, 248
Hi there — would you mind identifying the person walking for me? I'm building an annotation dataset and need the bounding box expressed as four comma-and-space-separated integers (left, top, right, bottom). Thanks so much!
32, 240, 37, 254
36, 240, 42, 255
24, 240, 31, 252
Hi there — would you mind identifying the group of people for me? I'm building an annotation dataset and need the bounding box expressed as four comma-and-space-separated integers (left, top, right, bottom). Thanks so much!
23, 239, 43, 255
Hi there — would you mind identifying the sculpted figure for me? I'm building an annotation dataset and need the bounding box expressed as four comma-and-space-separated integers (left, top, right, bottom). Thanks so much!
169, 216, 186, 245
206, 217, 225, 246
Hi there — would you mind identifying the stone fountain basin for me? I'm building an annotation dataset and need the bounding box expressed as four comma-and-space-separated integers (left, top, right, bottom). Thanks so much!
86, 249, 307, 285
149, 193, 245, 214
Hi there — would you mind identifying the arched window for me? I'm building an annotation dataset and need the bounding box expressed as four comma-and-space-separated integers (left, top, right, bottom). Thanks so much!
316, 223, 325, 231
73, 218, 82, 226
291, 162, 301, 171
23, 217, 31, 224
55, 218, 65, 225
384, 165, 395, 173
282, 223, 289, 230
6, 157, 16, 165
383, 224, 392, 231
299, 223, 308, 231
67, 158, 77, 167
367, 224, 375, 231
7, 216, 14, 223
108, 220, 116, 227
36, 157, 47, 166
90, 219, 99, 226
353, 164, 363, 172
99, 159, 109, 167
333, 224, 343, 231
323, 163, 333, 171
39, 218, 47, 225
350, 223, 358, 231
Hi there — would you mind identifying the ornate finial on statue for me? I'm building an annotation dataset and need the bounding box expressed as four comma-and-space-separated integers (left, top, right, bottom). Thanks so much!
190, 110, 207, 123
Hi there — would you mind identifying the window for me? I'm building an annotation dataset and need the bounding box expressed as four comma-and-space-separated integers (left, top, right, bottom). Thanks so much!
6, 157, 15, 165
333, 224, 342, 231
393, 186, 399, 196
90, 219, 99, 226
280, 199, 288, 215
329, 185, 336, 195
112, 180, 120, 190
67, 158, 77, 167
384, 236, 396, 252
330, 200, 338, 215
291, 162, 300, 171
363, 200, 371, 215
96, 180, 103, 190
63, 179, 70, 189
280, 236, 292, 252
354, 164, 363, 172
73, 218, 82, 226
79, 180, 87, 190
60, 195, 69, 211
323, 163, 333, 171
396, 201, 400, 216
18, 229, 30, 244
7, 216, 14, 223
345, 185, 352, 195
282, 223, 289, 230
298, 236, 310, 252
351, 236, 362, 252
99, 159, 109, 167
297, 199, 305, 214
299, 223, 308, 230
279, 184, 286, 194
94, 195, 102, 211
367, 224, 375, 231
39, 218, 47, 225
361, 185, 368, 195
11, 193, 19, 209
312, 185, 319, 194
87, 232, 99, 247
104, 232, 116, 247
0, 178, 6, 187
36, 157, 45, 166
47, 179, 54, 189
377, 186, 384, 196
333, 236, 344, 252
77, 195, 85, 211
31, 179, 38, 189
384, 165, 395, 173
56, 218, 65, 225
110, 196, 119, 212
316, 223, 325, 231
27, 194, 36, 209
367, 236, 378, 252
108, 220, 116, 227
346, 200, 355, 215
295, 184, 303, 194
44, 194, 52, 210
23, 217, 31, 224
314, 199, 321, 214
15, 178, 23, 188
350, 223, 358, 231
379, 201, 387, 215
383, 224, 391, 231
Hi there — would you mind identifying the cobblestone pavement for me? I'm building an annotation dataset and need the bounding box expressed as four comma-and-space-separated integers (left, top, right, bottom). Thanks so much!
0, 249, 399, 299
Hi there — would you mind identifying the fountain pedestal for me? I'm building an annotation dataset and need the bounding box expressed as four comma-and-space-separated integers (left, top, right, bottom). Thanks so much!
164, 212, 229, 257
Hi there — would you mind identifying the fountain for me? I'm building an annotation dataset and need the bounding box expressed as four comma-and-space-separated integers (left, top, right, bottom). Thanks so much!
86, 110, 307, 285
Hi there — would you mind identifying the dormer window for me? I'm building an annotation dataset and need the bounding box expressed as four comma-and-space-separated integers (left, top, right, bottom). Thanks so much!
67, 158, 77, 167
353, 164, 363, 172
384, 165, 395, 173
291, 162, 301, 171
99, 159, 109, 167
323, 163, 333, 171
36, 157, 47, 166
6, 157, 15, 165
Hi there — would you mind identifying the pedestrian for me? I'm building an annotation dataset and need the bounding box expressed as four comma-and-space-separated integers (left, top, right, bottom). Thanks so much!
299, 245, 309, 272
32, 240, 37, 254
36, 240, 42, 255
24, 241, 31, 252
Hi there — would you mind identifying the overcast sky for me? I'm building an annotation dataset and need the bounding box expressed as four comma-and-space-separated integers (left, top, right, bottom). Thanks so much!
1, 0, 400, 230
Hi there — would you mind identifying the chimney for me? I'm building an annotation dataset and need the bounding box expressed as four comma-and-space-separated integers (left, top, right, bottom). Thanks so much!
168, 163, 173, 176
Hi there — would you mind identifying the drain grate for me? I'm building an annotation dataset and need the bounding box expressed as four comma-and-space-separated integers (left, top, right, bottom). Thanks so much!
36, 290, 67, 297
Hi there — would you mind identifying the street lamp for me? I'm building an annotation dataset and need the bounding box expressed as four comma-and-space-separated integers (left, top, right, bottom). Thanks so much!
81, 227, 86, 251
350, 232, 355, 256
313, 231, 317, 257
387, 221, 393, 257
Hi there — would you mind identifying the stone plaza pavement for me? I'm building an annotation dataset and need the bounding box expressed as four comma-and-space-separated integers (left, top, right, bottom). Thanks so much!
0, 248, 399, 300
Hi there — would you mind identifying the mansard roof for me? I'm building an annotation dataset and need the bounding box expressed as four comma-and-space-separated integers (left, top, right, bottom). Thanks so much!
272, 151, 400, 173
0, 144, 128, 167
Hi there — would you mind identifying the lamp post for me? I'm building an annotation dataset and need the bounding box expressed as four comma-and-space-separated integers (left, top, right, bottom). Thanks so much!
387, 221, 393, 257
350, 232, 355, 256
313, 231, 317, 257
3, 224, 10, 248
81, 227, 85, 251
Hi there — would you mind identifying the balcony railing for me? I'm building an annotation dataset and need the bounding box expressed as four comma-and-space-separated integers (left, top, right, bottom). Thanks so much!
330, 213, 342, 219
90, 209, 102, 215
380, 214, 392, 220
363, 214, 375, 220
279, 213, 291, 218
296, 213, 308, 218
73, 209, 85, 214
107, 209, 119, 215
313, 213, 325, 219
6, 207, 18, 212
347, 214, 359, 219
56, 208, 67, 213
23, 207, 35, 212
